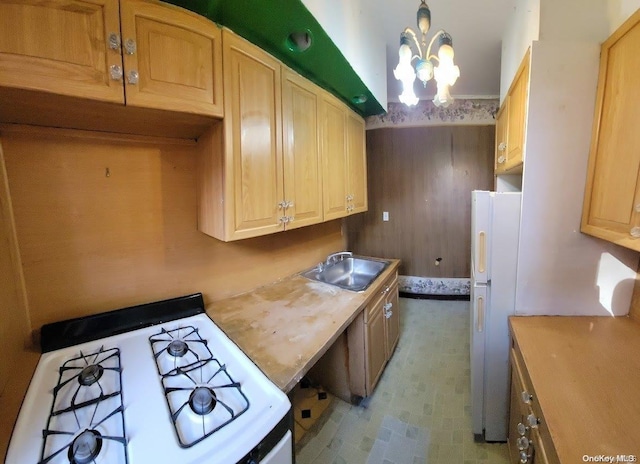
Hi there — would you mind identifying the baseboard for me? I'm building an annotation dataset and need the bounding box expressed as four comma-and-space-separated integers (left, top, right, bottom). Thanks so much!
400, 292, 470, 301
398, 275, 470, 297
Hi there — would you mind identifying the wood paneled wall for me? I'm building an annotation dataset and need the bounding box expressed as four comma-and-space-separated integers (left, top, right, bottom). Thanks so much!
0, 126, 345, 333
346, 126, 494, 278
0, 141, 29, 394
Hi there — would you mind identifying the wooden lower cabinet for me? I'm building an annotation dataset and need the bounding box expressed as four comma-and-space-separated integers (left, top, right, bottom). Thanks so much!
508, 344, 558, 464
348, 272, 400, 398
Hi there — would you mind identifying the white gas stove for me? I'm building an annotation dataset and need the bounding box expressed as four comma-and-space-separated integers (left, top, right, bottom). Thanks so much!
6, 294, 293, 464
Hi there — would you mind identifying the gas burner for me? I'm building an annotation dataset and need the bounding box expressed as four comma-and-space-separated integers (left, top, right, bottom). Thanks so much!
149, 326, 214, 376
78, 364, 104, 386
160, 359, 250, 448
167, 339, 189, 357
68, 429, 102, 464
189, 387, 217, 415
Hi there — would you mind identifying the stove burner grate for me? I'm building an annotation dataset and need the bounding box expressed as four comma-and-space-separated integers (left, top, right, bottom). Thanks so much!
39, 347, 128, 464
160, 359, 250, 448
149, 326, 214, 376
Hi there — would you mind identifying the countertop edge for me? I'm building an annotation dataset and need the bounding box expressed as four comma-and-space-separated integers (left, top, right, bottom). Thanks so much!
205, 259, 401, 393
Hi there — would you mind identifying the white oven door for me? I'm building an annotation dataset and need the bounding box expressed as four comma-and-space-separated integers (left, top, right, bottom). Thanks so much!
261, 430, 292, 464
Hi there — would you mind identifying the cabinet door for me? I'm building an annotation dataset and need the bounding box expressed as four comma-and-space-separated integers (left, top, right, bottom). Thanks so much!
582, 14, 640, 246
281, 69, 323, 229
120, 0, 223, 116
320, 94, 348, 221
346, 112, 368, 215
365, 298, 387, 395
494, 99, 509, 173
0, 0, 123, 103
384, 282, 400, 357
505, 51, 529, 171
222, 30, 284, 239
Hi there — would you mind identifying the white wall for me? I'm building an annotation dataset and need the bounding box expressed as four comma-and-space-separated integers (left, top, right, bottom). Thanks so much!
515, 41, 638, 316
607, 0, 640, 33
500, 0, 539, 102
539, 0, 609, 43
302, 0, 388, 110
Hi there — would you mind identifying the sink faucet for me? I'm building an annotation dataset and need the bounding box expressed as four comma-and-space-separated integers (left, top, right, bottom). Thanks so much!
325, 251, 353, 266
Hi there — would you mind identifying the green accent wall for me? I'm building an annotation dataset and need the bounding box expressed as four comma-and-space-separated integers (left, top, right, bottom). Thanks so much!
165, 0, 386, 116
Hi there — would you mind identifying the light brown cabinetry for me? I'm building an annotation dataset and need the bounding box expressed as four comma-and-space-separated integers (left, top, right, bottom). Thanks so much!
198, 29, 367, 241
281, 69, 323, 230
321, 94, 368, 220
508, 339, 558, 464
495, 49, 530, 174
348, 271, 399, 397
581, 9, 640, 251
199, 31, 326, 241
0, 0, 223, 117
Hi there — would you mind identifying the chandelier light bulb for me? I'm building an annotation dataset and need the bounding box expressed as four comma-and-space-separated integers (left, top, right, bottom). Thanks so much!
433, 82, 454, 108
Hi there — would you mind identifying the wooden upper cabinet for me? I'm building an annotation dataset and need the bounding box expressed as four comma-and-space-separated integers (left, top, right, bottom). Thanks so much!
582, 9, 640, 250
0, 0, 123, 103
321, 93, 368, 220
320, 93, 348, 221
494, 97, 509, 172
495, 48, 530, 175
347, 112, 368, 214
281, 69, 323, 230
222, 30, 283, 240
119, 0, 223, 116
0, 0, 222, 117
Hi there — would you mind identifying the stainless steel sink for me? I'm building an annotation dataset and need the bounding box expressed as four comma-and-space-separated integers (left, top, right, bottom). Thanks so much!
301, 256, 390, 292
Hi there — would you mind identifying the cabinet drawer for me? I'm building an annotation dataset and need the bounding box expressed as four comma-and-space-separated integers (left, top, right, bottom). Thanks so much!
366, 271, 397, 321
510, 343, 560, 464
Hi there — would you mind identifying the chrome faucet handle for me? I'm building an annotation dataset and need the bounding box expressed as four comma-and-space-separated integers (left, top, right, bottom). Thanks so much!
325, 251, 353, 265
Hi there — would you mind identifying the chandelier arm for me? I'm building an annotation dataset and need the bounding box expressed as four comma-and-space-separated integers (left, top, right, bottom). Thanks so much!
403, 27, 423, 59
425, 29, 446, 62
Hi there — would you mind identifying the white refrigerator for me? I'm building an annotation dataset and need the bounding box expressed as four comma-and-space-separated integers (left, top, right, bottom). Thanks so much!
470, 190, 521, 442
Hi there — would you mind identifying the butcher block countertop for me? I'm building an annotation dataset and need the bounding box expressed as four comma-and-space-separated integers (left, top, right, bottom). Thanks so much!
509, 316, 640, 462
205, 259, 400, 393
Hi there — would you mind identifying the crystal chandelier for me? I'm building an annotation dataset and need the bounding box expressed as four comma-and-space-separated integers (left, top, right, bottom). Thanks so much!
393, 0, 460, 107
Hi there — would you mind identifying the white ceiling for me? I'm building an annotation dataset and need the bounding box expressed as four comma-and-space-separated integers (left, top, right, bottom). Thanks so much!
373, 0, 516, 102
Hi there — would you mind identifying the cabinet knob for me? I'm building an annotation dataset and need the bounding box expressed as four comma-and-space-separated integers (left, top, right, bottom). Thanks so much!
497, 155, 506, 164
630, 226, 640, 238
108, 33, 121, 51
521, 391, 533, 404
286, 200, 294, 209
517, 436, 530, 451
517, 422, 528, 436
279, 216, 288, 224
526, 413, 540, 428
519, 451, 531, 464
278, 201, 287, 210
635, 204, 640, 213
127, 70, 139, 85
124, 38, 137, 55
498, 142, 507, 152
287, 215, 294, 223
109, 65, 123, 81
384, 302, 393, 311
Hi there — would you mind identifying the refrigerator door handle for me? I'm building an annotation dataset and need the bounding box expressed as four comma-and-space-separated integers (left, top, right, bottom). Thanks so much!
477, 231, 486, 274
477, 296, 484, 332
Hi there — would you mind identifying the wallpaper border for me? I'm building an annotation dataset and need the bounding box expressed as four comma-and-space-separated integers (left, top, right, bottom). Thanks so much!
366, 99, 499, 129
399, 275, 470, 296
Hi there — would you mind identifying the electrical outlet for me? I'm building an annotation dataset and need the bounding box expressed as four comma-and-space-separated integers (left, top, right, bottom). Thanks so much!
383, 211, 389, 221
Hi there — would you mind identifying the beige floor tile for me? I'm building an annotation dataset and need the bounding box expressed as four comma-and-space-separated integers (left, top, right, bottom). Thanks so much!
295, 298, 509, 464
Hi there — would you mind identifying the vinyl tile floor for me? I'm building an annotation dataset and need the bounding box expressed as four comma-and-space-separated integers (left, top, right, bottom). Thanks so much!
295, 297, 510, 464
